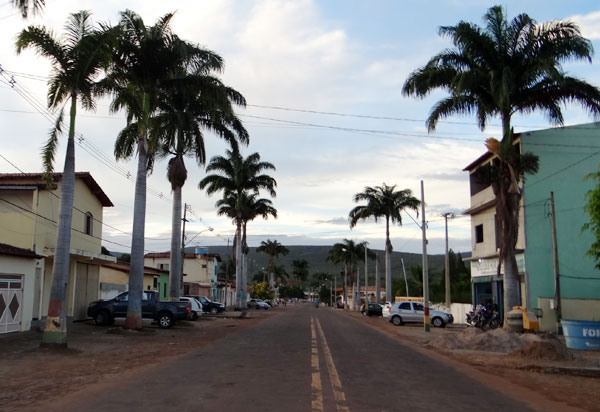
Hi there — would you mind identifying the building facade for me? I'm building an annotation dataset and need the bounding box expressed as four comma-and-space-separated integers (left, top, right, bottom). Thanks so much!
0, 172, 115, 332
144, 248, 221, 300
464, 123, 600, 330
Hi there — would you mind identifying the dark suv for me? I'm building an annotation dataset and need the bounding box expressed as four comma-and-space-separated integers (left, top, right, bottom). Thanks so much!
192, 295, 225, 315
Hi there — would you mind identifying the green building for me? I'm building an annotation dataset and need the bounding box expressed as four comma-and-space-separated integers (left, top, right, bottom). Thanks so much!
522, 122, 600, 331
464, 122, 600, 331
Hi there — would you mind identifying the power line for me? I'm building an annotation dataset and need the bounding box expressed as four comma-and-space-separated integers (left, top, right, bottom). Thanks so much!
0, 65, 172, 204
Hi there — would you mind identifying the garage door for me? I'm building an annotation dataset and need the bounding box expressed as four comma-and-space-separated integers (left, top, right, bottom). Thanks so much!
0, 275, 23, 334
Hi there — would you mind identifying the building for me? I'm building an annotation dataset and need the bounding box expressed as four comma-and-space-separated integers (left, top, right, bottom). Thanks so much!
0, 172, 115, 332
98, 262, 167, 300
463, 123, 600, 330
144, 248, 221, 300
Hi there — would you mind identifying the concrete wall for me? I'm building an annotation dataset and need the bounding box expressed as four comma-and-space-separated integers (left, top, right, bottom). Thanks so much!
538, 297, 600, 331
522, 123, 600, 308
0, 189, 35, 249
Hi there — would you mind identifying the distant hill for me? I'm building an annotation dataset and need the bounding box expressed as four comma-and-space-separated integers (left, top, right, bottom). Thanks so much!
189, 245, 470, 280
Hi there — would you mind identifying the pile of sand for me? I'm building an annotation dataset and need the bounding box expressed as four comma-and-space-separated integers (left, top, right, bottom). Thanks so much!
428, 327, 570, 360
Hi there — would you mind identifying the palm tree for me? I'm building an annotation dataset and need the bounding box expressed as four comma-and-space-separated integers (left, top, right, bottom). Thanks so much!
11, 0, 44, 17
102, 10, 217, 329
402, 5, 600, 319
215, 191, 277, 306
327, 239, 370, 309
291, 259, 310, 288
349, 184, 420, 307
154, 67, 249, 301
256, 240, 289, 288
200, 148, 277, 308
239, 194, 277, 306
16, 11, 112, 346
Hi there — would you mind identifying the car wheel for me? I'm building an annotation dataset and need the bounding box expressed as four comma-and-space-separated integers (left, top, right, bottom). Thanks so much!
210, 307, 218, 315
191, 312, 198, 321
158, 312, 174, 328
94, 310, 111, 326
391, 315, 403, 326
432, 317, 445, 328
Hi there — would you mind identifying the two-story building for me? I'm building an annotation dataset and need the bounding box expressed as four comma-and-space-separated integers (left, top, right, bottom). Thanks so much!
463, 123, 600, 330
0, 172, 115, 332
144, 248, 221, 300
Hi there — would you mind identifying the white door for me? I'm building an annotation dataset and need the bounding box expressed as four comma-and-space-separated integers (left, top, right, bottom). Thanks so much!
0, 275, 23, 334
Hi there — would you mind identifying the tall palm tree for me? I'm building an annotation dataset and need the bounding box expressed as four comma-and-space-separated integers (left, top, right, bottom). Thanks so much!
256, 239, 289, 288
102, 10, 217, 329
200, 148, 277, 308
15, 11, 112, 346
240, 194, 277, 306
327, 239, 369, 310
349, 184, 420, 306
11, 0, 44, 17
402, 5, 600, 319
215, 191, 277, 306
154, 67, 248, 301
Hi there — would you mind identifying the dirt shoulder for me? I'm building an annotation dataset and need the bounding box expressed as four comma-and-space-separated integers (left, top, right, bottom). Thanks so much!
0, 310, 276, 412
337, 308, 600, 412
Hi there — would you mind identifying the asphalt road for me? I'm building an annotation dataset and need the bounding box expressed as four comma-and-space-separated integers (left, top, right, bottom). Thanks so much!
57, 304, 532, 412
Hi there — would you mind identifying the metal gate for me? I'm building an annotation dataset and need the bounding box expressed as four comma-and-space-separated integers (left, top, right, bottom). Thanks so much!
0, 275, 23, 334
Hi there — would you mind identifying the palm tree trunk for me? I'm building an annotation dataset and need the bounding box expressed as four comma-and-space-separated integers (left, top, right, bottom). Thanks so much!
241, 221, 248, 308
385, 216, 392, 304
499, 114, 522, 323
124, 93, 150, 330
41, 95, 77, 347
169, 185, 182, 300
235, 223, 242, 309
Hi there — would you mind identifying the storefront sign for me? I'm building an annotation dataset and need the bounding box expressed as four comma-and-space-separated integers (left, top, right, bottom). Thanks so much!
471, 253, 525, 277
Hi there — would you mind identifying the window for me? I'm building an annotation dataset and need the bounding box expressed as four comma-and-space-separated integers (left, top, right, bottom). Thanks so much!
153, 277, 158, 288
84, 212, 93, 236
475, 224, 484, 243
158, 263, 169, 270
399, 302, 411, 310
413, 303, 424, 312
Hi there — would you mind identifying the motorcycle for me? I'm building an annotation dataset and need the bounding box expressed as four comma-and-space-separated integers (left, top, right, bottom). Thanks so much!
466, 304, 501, 329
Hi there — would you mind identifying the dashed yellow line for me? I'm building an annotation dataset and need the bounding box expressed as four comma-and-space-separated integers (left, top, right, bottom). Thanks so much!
311, 317, 324, 412
315, 317, 350, 412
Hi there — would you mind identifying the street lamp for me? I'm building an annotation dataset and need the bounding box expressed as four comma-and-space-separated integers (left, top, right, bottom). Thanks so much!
342, 247, 348, 311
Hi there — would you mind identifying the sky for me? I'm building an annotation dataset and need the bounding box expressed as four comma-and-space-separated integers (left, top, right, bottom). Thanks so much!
1, 0, 600, 256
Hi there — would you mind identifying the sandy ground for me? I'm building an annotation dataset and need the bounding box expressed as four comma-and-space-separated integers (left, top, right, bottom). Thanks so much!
344, 309, 600, 412
1, 305, 599, 411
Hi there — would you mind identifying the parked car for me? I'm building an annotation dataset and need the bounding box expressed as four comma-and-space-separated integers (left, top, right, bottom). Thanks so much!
87, 290, 190, 328
361, 303, 383, 317
381, 302, 393, 318
192, 295, 225, 315
180, 297, 203, 320
388, 301, 453, 327
247, 299, 270, 310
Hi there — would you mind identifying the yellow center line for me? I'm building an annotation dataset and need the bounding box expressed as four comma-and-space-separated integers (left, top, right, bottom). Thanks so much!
315, 317, 350, 412
311, 316, 324, 412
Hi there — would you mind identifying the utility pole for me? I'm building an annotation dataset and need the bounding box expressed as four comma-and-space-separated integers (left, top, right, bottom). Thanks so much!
179, 203, 188, 299
401, 258, 409, 297
550, 192, 562, 334
442, 212, 454, 307
421, 181, 430, 332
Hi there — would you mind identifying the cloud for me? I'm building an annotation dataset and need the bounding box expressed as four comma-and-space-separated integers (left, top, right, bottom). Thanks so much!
570, 10, 600, 40
313, 217, 348, 225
